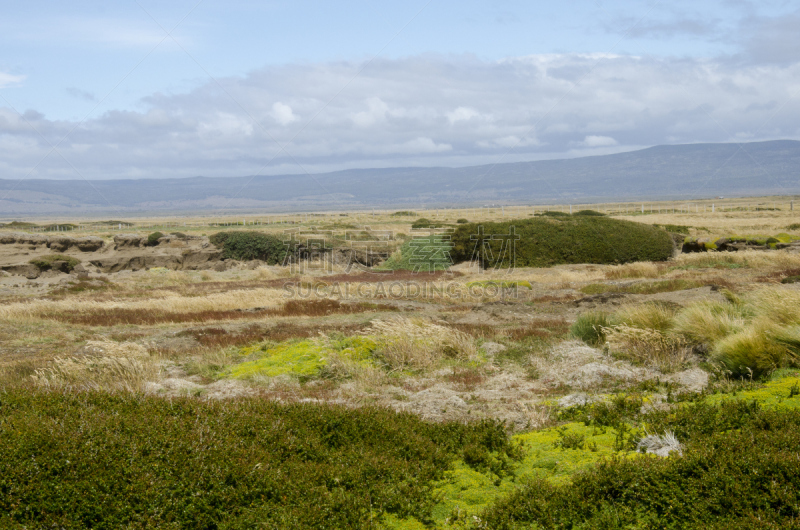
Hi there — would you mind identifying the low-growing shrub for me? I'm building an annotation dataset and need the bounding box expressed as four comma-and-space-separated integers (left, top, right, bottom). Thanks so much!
29, 254, 80, 272
573, 209, 605, 216
145, 231, 163, 246
411, 217, 448, 229
456, 218, 469, 224
477, 402, 800, 529
0, 389, 517, 529
210, 231, 290, 264
391, 210, 417, 216
450, 216, 674, 268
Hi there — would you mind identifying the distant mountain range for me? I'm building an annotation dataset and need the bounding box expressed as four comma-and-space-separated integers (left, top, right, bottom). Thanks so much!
1, 140, 799, 216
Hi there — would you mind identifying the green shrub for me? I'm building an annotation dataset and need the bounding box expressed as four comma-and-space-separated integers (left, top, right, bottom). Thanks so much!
379, 234, 452, 271
29, 254, 80, 272
391, 210, 417, 216
456, 218, 469, 224
573, 209, 606, 216
477, 402, 800, 529
145, 231, 163, 246
0, 389, 518, 529
450, 216, 674, 268
571, 311, 614, 346
210, 231, 289, 264
787, 223, 800, 231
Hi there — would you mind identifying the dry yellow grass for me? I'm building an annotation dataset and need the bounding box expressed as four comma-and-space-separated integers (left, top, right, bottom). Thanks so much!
604, 262, 662, 280
603, 324, 691, 373
366, 318, 479, 370
673, 249, 800, 271
0, 288, 289, 321
31, 340, 160, 392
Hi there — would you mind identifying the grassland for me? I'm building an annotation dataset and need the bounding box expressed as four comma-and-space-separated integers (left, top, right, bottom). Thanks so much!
2, 199, 800, 528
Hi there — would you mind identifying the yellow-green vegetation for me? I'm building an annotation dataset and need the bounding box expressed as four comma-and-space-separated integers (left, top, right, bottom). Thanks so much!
225, 336, 379, 380
225, 340, 330, 379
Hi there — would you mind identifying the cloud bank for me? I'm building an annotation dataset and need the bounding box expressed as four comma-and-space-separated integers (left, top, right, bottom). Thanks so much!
1, 51, 800, 180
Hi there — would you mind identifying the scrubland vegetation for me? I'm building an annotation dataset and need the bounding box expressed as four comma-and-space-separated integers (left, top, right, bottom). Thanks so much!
3, 204, 800, 528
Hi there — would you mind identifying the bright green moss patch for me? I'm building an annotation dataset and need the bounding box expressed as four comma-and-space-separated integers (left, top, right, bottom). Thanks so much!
226, 340, 328, 378
225, 336, 380, 380
704, 372, 800, 409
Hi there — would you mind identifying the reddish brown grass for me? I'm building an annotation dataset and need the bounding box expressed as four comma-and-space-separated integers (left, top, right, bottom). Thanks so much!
756, 267, 800, 283
444, 366, 486, 391
48, 299, 398, 327
506, 319, 570, 341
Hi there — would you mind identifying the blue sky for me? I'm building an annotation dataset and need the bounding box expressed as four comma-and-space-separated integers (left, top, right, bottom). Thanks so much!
1, 0, 799, 179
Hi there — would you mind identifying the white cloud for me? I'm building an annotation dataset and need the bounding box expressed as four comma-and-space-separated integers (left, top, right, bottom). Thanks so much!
271, 102, 296, 125
0, 72, 26, 88
583, 135, 618, 147
1, 53, 800, 180
447, 106, 480, 123
352, 97, 391, 127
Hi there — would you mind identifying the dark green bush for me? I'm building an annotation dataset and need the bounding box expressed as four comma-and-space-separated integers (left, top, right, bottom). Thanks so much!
456, 218, 469, 224
391, 211, 417, 217
573, 210, 606, 216
787, 223, 800, 231
478, 401, 800, 529
210, 231, 289, 264
146, 231, 163, 246
0, 389, 517, 529
450, 216, 674, 268
29, 254, 80, 272
411, 218, 449, 229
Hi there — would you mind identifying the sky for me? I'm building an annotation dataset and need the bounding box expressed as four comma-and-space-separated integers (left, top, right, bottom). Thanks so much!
1, 0, 800, 180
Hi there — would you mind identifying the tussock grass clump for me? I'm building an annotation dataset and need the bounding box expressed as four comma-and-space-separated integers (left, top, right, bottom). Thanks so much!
671, 300, 749, 346
615, 302, 677, 334
711, 324, 792, 378
603, 324, 691, 372
570, 311, 614, 346
450, 216, 674, 268
367, 318, 479, 370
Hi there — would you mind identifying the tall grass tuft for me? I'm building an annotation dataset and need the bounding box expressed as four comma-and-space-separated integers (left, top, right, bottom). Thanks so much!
31, 340, 160, 392
366, 318, 478, 370
570, 311, 614, 347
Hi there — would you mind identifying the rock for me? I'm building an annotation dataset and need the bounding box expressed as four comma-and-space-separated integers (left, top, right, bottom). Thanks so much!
114, 234, 143, 249
558, 393, 593, 408
0, 233, 18, 244
48, 236, 73, 252
181, 249, 223, 270
74, 236, 104, 252
664, 367, 709, 393
2, 264, 41, 279
481, 341, 507, 356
